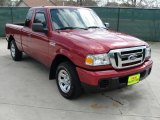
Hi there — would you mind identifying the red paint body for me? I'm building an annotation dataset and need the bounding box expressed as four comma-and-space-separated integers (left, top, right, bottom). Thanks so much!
5, 6, 153, 87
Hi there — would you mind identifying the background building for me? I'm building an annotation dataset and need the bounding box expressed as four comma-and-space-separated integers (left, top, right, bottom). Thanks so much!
16, 0, 56, 7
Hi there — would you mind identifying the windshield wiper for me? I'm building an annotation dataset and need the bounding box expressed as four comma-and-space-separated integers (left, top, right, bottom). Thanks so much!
56, 27, 87, 30
87, 26, 105, 29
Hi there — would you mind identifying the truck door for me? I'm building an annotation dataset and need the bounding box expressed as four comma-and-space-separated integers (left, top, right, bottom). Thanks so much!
28, 9, 49, 66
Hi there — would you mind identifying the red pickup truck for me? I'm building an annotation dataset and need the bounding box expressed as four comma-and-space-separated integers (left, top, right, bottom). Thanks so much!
5, 6, 153, 99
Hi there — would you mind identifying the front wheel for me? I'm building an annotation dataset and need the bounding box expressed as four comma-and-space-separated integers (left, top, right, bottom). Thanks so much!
10, 40, 22, 61
56, 62, 82, 99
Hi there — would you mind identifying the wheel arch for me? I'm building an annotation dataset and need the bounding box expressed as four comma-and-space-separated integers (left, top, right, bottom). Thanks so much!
49, 54, 76, 80
8, 35, 14, 49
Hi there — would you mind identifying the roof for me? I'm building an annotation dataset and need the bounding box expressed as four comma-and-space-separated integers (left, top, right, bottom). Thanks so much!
17, 0, 56, 7
29, 6, 87, 10
43, 6, 83, 9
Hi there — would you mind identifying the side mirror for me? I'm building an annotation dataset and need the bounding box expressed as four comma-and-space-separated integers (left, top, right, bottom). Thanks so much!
104, 23, 110, 30
32, 23, 48, 33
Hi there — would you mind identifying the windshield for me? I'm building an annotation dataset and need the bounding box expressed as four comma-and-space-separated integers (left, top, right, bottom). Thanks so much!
50, 8, 106, 30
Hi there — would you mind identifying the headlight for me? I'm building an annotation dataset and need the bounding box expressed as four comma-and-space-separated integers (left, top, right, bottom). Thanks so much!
85, 53, 110, 66
145, 47, 151, 58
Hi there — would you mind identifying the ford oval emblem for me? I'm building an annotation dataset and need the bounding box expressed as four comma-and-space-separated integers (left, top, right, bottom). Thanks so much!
129, 54, 137, 60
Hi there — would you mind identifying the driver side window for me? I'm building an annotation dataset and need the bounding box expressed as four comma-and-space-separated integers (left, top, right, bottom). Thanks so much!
34, 12, 47, 28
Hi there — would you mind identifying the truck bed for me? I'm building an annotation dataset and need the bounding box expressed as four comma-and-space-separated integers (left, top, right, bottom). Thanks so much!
5, 23, 25, 51
5, 23, 24, 35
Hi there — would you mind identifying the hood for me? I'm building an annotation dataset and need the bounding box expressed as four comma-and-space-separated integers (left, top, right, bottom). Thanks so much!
58, 29, 148, 54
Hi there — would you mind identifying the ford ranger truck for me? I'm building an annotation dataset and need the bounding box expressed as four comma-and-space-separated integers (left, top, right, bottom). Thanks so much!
5, 6, 153, 99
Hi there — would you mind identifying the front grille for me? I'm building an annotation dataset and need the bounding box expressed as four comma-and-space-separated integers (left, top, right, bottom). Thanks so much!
109, 46, 146, 69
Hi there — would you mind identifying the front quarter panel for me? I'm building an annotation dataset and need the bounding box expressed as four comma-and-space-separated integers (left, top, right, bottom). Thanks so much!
48, 32, 81, 67
48, 32, 112, 70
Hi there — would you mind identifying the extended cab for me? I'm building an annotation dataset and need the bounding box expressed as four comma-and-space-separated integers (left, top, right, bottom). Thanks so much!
5, 6, 153, 99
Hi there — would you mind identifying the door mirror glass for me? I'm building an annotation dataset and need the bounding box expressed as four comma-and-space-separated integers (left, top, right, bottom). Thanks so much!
104, 23, 110, 29
32, 23, 47, 33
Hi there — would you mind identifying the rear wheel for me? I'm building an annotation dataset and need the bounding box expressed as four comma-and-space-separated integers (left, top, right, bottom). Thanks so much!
10, 40, 22, 61
56, 62, 82, 99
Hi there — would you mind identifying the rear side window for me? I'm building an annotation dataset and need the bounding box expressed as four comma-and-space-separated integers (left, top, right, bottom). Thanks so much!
25, 10, 33, 27
34, 12, 47, 28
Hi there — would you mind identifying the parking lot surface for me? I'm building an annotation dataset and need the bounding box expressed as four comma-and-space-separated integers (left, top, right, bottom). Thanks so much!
0, 38, 160, 120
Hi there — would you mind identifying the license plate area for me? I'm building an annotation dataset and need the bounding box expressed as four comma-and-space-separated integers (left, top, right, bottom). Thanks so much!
128, 74, 140, 86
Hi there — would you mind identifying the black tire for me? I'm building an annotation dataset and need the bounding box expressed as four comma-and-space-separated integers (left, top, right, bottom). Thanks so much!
56, 62, 82, 99
10, 40, 22, 61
